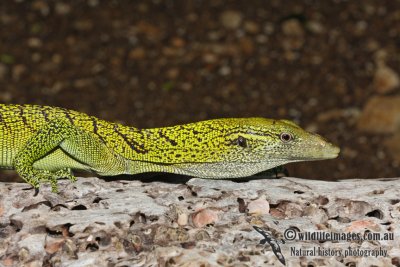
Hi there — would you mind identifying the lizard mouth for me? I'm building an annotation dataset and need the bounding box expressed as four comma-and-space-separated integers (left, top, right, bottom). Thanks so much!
289, 141, 340, 161
318, 143, 340, 159
306, 133, 340, 160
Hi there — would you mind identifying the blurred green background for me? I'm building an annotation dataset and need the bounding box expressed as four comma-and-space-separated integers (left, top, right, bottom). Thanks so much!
1, 0, 400, 180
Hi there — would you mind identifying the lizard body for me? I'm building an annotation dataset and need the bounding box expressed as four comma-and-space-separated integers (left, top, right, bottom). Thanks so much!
0, 104, 340, 191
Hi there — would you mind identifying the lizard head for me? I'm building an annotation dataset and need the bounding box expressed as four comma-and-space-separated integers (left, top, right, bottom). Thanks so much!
217, 118, 340, 163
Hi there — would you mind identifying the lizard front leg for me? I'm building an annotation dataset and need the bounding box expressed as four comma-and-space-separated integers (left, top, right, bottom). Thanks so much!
13, 120, 78, 192
13, 119, 126, 192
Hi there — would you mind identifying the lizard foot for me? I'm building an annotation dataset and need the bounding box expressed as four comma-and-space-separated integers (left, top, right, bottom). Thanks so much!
49, 168, 76, 192
18, 167, 76, 193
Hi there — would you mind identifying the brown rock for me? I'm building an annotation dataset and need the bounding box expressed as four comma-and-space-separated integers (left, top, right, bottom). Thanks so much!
0, 63, 8, 80
136, 21, 162, 40
244, 21, 260, 34
239, 37, 255, 55
12, 65, 26, 81
374, 64, 400, 94
73, 78, 93, 88
74, 19, 93, 31
357, 96, 400, 133
303, 205, 328, 224
45, 238, 64, 254
192, 209, 218, 228
177, 211, 188, 226
202, 53, 218, 64
307, 20, 325, 34
32, 0, 50, 16
269, 208, 285, 219
27, 37, 42, 48
180, 82, 192, 91
166, 68, 180, 79
247, 197, 270, 215
55, 2, 71, 15
345, 220, 381, 232
277, 201, 303, 218
281, 19, 305, 51
2, 257, 14, 266
282, 19, 304, 37
128, 47, 146, 60
171, 37, 185, 48
0, 92, 12, 102
384, 133, 400, 165
220, 10, 243, 29
169, 205, 189, 226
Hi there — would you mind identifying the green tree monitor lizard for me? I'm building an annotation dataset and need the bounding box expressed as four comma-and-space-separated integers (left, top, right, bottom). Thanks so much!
0, 104, 340, 191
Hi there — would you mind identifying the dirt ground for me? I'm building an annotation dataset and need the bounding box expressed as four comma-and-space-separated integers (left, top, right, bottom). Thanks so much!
1, 0, 400, 181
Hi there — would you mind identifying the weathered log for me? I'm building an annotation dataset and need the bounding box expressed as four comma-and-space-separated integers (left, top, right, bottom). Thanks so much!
1, 177, 399, 266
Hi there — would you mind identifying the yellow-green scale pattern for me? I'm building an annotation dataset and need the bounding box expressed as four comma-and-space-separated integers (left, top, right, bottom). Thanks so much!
0, 104, 340, 191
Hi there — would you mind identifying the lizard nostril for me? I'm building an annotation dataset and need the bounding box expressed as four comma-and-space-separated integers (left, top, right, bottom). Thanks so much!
237, 136, 247, 148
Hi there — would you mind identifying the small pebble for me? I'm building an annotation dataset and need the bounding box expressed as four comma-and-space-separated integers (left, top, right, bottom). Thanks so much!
192, 209, 218, 228
374, 64, 400, 94
247, 197, 270, 215
220, 10, 243, 29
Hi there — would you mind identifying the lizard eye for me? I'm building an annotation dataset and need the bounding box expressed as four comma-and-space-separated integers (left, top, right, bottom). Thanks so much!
280, 132, 293, 142
237, 136, 247, 148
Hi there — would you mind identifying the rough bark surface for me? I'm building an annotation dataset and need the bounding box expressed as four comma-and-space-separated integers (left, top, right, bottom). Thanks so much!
1, 177, 399, 266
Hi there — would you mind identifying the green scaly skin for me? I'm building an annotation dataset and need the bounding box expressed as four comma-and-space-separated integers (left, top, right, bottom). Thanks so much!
0, 104, 340, 192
